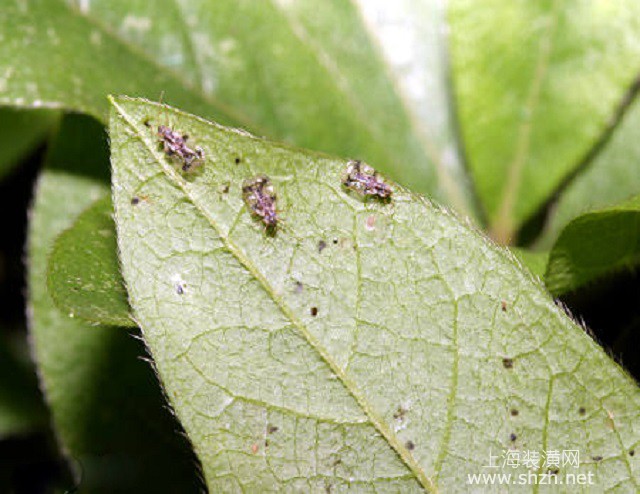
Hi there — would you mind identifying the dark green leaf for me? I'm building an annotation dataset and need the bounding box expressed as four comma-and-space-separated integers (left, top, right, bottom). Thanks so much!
47, 195, 134, 328
111, 96, 640, 492
0, 107, 58, 179
545, 195, 640, 296
0, 334, 46, 438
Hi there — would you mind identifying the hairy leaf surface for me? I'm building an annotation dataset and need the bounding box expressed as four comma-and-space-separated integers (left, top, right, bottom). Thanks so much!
111, 97, 640, 492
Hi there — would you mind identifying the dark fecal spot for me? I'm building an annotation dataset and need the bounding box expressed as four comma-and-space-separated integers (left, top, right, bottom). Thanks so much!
310, 307, 318, 317
267, 425, 278, 434
264, 439, 269, 448
221, 183, 230, 194
318, 240, 327, 253
548, 468, 559, 476
131, 196, 140, 205
294, 281, 303, 294
393, 406, 407, 420
629, 449, 635, 457
510, 408, 519, 417
235, 157, 241, 164
501, 300, 507, 312
509, 433, 517, 442
592, 455, 603, 462
502, 358, 514, 369
405, 440, 415, 451
332, 238, 338, 245
578, 407, 586, 415
143, 118, 151, 127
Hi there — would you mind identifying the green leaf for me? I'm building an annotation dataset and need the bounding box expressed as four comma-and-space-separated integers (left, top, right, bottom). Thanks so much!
541, 96, 640, 249
0, 107, 58, 179
510, 247, 549, 280
544, 195, 640, 296
0, 334, 46, 438
27, 114, 202, 492
47, 195, 135, 328
449, 0, 640, 241
0, 0, 473, 214
111, 96, 640, 492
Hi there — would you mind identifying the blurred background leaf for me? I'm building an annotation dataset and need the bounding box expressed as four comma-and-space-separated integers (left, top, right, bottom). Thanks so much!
0, 0, 474, 214
0, 108, 58, 180
449, 0, 640, 243
540, 95, 640, 248
544, 195, 640, 295
0, 334, 46, 439
27, 114, 203, 492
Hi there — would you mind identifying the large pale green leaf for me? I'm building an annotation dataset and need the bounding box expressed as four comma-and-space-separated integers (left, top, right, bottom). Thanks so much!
0, 107, 58, 179
47, 195, 135, 328
0, 0, 473, 213
449, 0, 640, 242
540, 96, 640, 249
544, 195, 640, 296
111, 97, 640, 492
28, 114, 202, 492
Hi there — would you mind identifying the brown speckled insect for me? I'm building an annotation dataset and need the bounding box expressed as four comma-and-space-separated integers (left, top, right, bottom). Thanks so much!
242, 174, 278, 229
341, 160, 392, 199
157, 124, 204, 172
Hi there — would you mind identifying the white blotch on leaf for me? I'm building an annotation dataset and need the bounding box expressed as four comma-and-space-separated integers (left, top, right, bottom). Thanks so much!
122, 15, 152, 33
78, 0, 90, 14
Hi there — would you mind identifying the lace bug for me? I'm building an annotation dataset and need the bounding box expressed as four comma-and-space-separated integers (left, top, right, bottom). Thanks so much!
242, 174, 279, 229
157, 124, 205, 172
341, 160, 392, 199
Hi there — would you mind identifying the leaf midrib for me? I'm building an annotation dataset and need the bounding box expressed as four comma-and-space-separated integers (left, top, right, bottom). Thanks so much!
491, 0, 560, 243
111, 97, 438, 493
